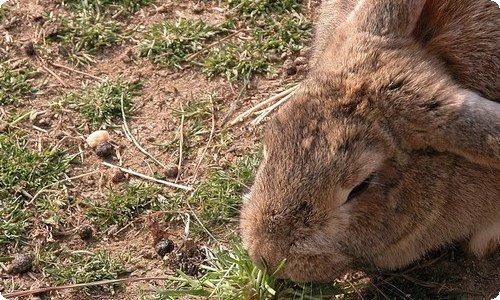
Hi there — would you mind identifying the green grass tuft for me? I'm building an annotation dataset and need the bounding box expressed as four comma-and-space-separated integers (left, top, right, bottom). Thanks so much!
65, 80, 141, 130
86, 184, 167, 229
63, 0, 151, 15
0, 133, 71, 247
47, 11, 122, 65
0, 63, 36, 105
155, 242, 340, 299
141, 0, 311, 80
140, 19, 230, 68
43, 249, 126, 286
190, 150, 261, 226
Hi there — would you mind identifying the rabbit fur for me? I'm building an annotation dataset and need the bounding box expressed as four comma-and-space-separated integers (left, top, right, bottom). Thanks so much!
240, 0, 500, 282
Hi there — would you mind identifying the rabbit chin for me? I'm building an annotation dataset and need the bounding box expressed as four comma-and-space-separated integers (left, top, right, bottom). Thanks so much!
278, 254, 352, 282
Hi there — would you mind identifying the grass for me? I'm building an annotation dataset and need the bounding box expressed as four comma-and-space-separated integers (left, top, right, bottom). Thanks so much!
140, 19, 231, 68
0, 63, 36, 105
154, 242, 341, 299
41, 247, 127, 290
63, 0, 152, 15
0, 132, 71, 247
85, 183, 167, 230
190, 150, 262, 226
0, 6, 8, 21
141, 0, 311, 80
47, 10, 122, 65
65, 79, 141, 130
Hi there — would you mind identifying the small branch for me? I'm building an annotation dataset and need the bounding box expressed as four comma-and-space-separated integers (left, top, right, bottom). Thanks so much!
121, 95, 167, 170
251, 89, 296, 125
229, 84, 299, 125
40, 64, 68, 88
3, 276, 171, 298
176, 101, 185, 183
101, 162, 192, 191
49, 62, 105, 81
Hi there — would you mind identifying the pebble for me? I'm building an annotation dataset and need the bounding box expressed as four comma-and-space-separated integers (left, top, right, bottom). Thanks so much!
22, 41, 36, 56
164, 166, 179, 179
109, 167, 125, 183
8, 254, 33, 274
294, 56, 308, 66
77, 224, 93, 240
87, 130, 110, 148
282, 58, 297, 75
155, 240, 175, 257
95, 142, 114, 158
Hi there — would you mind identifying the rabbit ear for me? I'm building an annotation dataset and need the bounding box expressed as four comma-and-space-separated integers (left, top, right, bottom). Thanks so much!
426, 90, 500, 169
349, 0, 426, 36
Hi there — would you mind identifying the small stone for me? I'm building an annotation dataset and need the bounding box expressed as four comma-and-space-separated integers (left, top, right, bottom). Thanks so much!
95, 142, 114, 158
35, 117, 51, 128
8, 254, 33, 274
299, 46, 311, 57
107, 224, 119, 236
22, 41, 36, 56
77, 224, 93, 240
191, 4, 204, 14
0, 123, 9, 133
294, 56, 308, 66
282, 58, 297, 75
164, 166, 179, 179
155, 240, 175, 257
87, 130, 110, 148
109, 167, 125, 183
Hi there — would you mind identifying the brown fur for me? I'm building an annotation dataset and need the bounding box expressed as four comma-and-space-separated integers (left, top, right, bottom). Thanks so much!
240, 0, 500, 282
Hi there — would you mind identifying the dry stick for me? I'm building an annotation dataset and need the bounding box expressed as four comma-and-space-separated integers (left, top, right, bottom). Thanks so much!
102, 161, 192, 191
40, 64, 68, 88
3, 276, 171, 298
27, 170, 101, 205
175, 102, 185, 183
228, 84, 299, 125
49, 62, 105, 81
251, 89, 297, 125
220, 78, 250, 127
120, 95, 167, 170
186, 29, 244, 61
191, 96, 216, 183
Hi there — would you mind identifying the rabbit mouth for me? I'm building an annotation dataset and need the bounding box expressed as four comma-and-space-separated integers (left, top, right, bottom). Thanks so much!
276, 253, 352, 282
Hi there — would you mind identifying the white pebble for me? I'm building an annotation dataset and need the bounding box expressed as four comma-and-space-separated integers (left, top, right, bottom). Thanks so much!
86, 130, 110, 148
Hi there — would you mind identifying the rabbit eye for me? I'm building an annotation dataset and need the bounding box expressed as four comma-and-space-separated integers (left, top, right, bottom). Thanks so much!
347, 175, 373, 202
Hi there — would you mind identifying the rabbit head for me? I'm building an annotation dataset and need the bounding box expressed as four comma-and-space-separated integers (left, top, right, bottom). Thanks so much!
240, 0, 500, 282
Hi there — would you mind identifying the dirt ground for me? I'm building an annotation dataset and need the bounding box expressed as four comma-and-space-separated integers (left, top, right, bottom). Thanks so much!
0, 0, 499, 299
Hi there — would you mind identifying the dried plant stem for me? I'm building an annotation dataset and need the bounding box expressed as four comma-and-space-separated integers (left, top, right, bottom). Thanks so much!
3, 276, 171, 298
229, 84, 299, 125
101, 162, 192, 191
186, 29, 244, 61
251, 90, 296, 125
120, 95, 167, 170
176, 102, 185, 183
49, 62, 105, 81
191, 96, 216, 183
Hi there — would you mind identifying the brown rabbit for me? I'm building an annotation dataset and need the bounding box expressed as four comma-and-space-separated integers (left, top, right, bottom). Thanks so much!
240, 0, 500, 282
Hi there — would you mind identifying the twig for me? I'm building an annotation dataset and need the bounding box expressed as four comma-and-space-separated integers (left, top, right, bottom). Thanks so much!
121, 95, 167, 170
251, 89, 296, 125
176, 102, 185, 183
101, 162, 192, 191
186, 29, 244, 61
228, 84, 299, 125
49, 62, 105, 81
191, 96, 216, 183
3, 276, 171, 298
40, 64, 68, 87
220, 78, 249, 127
28, 170, 101, 205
